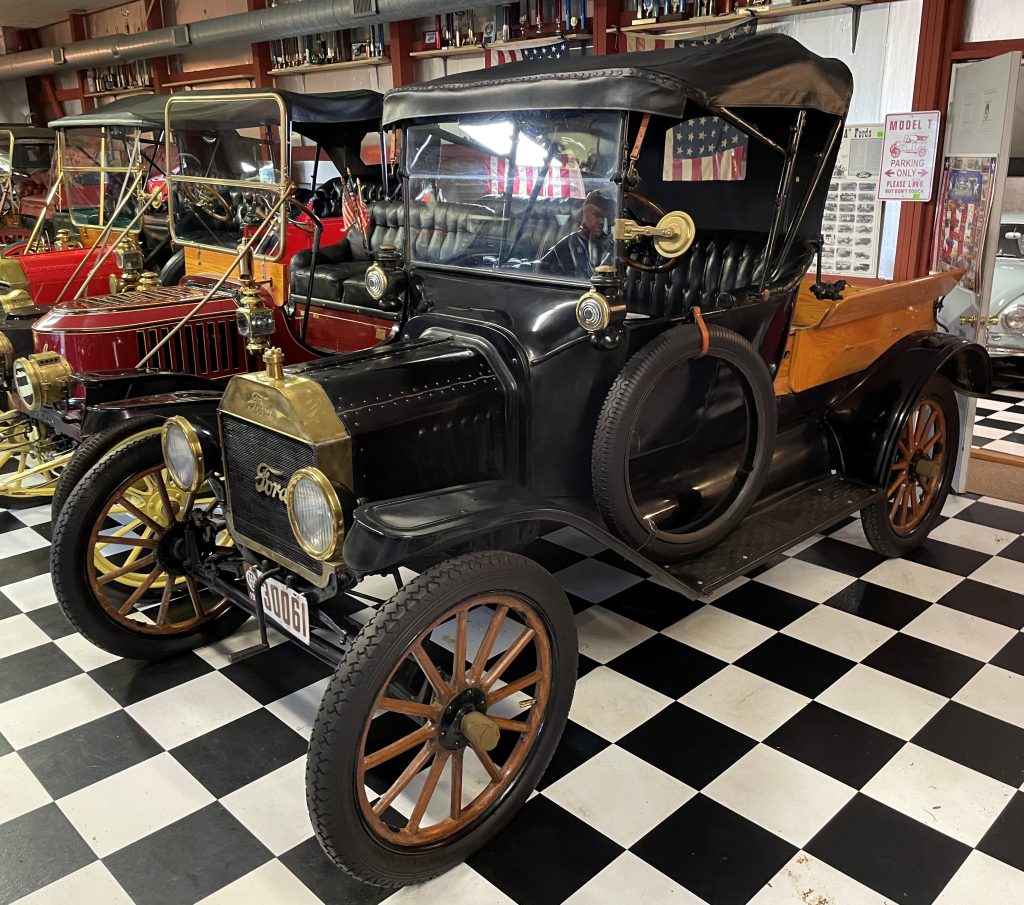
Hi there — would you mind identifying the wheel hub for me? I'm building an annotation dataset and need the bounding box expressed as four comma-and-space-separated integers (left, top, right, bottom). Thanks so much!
155, 521, 188, 576
437, 687, 488, 751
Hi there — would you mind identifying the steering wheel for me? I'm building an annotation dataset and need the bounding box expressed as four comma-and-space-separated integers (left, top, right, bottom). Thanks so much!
620, 191, 687, 274
180, 183, 232, 223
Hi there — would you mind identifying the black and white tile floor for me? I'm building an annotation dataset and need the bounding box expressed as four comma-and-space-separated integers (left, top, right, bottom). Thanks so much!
3, 494, 1024, 905
972, 368, 1024, 454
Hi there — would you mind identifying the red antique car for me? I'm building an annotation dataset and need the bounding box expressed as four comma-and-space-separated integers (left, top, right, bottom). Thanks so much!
0, 124, 56, 245
0, 88, 392, 506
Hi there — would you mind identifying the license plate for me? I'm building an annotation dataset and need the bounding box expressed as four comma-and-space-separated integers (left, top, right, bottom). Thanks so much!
243, 565, 310, 646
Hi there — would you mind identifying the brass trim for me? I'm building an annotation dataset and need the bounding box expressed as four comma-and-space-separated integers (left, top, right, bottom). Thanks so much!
364, 263, 388, 301
0, 333, 13, 390
575, 289, 611, 333
285, 466, 345, 561
0, 258, 29, 292
165, 92, 290, 264
12, 352, 73, 411
219, 366, 351, 588
162, 416, 204, 493
613, 210, 696, 259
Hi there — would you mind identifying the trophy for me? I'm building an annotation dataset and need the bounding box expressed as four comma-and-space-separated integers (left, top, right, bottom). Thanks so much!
661, 0, 685, 22
632, 0, 658, 25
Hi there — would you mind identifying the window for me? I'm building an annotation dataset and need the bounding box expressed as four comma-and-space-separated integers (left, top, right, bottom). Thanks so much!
405, 111, 622, 282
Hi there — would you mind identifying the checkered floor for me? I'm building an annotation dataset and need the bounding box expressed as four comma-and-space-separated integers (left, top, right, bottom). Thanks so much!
3, 495, 1024, 905
972, 366, 1024, 454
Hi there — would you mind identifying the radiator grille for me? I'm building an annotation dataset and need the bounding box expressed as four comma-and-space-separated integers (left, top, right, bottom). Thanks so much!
136, 317, 244, 376
220, 413, 321, 577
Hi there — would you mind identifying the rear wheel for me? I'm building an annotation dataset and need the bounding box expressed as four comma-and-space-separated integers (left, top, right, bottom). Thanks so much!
862, 375, 959, 556
51, 433, 247, 659
307, 551, 577, 887
158, 248, 186, 287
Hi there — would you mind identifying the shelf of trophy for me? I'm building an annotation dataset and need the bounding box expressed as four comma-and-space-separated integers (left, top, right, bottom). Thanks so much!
409, 31, 591, 59
267, 55, 390, 77
83, 86, 155, 99
612, 0, 875, 35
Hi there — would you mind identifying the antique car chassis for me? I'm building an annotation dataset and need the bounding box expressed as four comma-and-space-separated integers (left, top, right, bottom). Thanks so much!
51, 35, 991, 889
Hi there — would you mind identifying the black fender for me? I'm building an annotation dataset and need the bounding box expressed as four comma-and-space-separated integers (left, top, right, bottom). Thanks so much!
828, 331, 991, 486
1, 316, 39, 359
78, 369, 224, 407
341, 479, 692, 591
81, 389, 224, 440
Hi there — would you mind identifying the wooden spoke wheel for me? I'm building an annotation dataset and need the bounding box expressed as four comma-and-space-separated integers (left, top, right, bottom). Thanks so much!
307, 551, 577, 888
0, 418, 69, 505
862, 375, 959, 557
51, 433, 248, 660
87, 463, 231, 634
887, 396, 947, 536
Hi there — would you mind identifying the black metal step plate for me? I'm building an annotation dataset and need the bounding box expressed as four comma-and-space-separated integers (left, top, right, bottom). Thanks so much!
664, 475, 883, 596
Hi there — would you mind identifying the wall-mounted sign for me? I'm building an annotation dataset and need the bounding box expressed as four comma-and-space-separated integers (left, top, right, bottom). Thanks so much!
878, 111, 942, 202
820, 123, 885, 278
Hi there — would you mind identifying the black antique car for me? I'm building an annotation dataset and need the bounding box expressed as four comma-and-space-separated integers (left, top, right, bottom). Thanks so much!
51, 35, 990, 888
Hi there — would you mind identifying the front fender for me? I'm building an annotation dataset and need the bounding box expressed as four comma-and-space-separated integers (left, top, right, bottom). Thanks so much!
828, 331, 991, 485
81, 389, 224, 439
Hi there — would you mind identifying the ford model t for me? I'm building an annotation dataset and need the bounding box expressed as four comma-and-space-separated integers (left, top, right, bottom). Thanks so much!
0, 88, 391, 506
52, 35, 990, 887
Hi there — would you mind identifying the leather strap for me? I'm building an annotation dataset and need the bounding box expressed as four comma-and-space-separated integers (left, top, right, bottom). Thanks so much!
629, 113, 651, 166
692, 306, 709, 358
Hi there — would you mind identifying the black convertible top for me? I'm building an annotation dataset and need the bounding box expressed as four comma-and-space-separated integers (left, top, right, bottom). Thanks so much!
164, 88, 383, 143
49, 93, 170, 131
384, 33, 853, 125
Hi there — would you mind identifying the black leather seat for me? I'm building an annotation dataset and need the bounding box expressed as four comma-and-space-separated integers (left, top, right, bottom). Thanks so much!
623, 232, 771, 317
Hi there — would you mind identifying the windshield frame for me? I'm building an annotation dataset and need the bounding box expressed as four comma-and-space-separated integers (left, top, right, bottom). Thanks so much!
164, 92, 290, 263
58, 125, 144, 230
402, 111, 625, 288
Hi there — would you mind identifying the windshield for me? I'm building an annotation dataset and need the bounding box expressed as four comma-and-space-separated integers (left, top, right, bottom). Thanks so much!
998, 216, 1024, 259
166, 94, 288, 261
405, 111, 622, 282
60, 126, 141, 229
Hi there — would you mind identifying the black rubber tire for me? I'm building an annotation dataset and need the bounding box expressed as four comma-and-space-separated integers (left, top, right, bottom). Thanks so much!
158, 248, 186, 287
862, 375, 959, 557
51, 433, 248, 660
592, 323, 777, 561
50, 416, 164, 520
306, 551, 577, 888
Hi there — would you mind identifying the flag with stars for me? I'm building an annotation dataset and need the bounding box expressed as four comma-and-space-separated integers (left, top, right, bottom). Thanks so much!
485, 37, 570, 67
623, 18, 756, 52
663, 115, 748, 182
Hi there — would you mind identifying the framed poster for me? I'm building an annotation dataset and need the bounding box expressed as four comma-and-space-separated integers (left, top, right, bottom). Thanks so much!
931, 156, 998, 292
820, 123, 885, 278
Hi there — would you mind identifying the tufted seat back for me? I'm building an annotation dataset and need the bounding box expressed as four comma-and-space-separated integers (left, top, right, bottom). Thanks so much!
624, 232, 769, 317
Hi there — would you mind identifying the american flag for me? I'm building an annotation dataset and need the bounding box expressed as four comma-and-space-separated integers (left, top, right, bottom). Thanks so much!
623, 19, 756, 52
341, 174, 370, 236
485, 37, 570, 67
486, 151, 585, 199
663, 115, 748, 182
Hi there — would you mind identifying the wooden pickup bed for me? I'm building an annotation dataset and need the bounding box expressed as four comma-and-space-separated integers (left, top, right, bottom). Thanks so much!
773, 270, 965, 395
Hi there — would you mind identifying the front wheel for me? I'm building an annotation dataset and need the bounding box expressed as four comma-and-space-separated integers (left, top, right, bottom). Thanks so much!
307, 551, 577, 887
51, 433, 248, 660
862, 375, 959, 556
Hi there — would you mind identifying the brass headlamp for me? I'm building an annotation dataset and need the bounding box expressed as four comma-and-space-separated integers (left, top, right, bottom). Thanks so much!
11, 351, 74, 411
0, 258, 33, 316
234, 248, 276, 354
110, 233, 147, 293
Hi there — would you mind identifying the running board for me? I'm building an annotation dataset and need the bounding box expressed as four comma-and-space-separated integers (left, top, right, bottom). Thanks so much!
663, 475, 883, 595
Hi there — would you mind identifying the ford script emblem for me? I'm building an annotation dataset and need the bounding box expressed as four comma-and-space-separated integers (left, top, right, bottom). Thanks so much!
254, 462, 287, 501
246, 391, 274, 418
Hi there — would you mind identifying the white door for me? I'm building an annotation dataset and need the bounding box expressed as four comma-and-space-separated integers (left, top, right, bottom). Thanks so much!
935, 52, 1020, 490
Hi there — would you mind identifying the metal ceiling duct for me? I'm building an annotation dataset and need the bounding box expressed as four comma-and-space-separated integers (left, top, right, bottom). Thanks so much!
0, 0, 468, 82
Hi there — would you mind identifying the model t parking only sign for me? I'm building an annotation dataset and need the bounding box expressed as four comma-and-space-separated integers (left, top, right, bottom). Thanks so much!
879, 111, 941, 201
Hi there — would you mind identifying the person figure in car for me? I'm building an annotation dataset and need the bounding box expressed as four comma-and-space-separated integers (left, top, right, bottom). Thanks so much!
539, 190, 613, 277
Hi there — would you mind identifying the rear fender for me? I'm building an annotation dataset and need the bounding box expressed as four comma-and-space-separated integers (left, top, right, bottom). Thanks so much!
828, 331, 991, 485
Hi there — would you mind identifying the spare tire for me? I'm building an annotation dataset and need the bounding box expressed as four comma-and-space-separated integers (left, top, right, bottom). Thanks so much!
158, 248, 186, 287
592, 322, 777, 562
